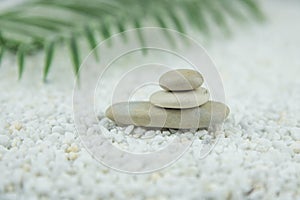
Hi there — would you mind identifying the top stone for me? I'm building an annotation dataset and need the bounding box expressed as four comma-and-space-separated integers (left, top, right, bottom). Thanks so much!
159, 69, 203, 91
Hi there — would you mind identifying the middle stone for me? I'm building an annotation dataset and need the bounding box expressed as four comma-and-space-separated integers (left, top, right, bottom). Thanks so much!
150, 87, 210, 109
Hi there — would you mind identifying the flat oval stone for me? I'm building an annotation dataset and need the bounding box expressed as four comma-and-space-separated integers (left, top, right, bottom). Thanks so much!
159, 69, 203, 91
150, 87, 209, 109
105, 101, 229, 129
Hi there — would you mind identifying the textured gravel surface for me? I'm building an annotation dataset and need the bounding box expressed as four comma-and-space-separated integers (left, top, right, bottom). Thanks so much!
1, 0, 300, 199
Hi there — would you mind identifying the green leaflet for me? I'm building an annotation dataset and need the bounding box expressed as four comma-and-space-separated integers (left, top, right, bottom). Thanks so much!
85, 25, 99, 61
69, 34, 80, 78
43, 41, 55, 82
17, 45, 25, 80
0, 46, 4, 66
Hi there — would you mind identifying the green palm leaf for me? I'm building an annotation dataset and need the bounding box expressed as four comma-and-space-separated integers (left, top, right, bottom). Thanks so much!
69, 34, 80, 77
0, 46, 4, 66
17, 45, 25, 80
43, 41, 55, 82
0, 0, 264, 80
84, 25, 99, 61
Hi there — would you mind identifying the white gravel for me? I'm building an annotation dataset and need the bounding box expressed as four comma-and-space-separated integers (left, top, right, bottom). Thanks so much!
1, 0, 300, 199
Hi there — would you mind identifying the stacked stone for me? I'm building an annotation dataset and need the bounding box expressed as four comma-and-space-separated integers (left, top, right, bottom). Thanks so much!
106, 69, 229, 129
150, 69, 209, 109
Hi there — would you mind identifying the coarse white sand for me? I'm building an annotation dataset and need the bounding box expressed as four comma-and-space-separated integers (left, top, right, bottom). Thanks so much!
0, 0, 300, 199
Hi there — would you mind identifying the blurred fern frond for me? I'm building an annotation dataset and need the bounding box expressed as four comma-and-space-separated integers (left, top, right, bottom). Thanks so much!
0, 0, 264, 80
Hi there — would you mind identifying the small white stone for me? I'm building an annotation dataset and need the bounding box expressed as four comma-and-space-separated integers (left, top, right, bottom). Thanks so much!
66, 143, 79, 153
169, 129, 177, 134
67, 152, 78, 160
11, 137, 21, 147
142, 130, 155, 139
64, 123, 74, 132
47, 132, 61, 143
63, 132, 75, 144
294, 154, 300, 162
195, 130, 207, 138
100, 126, 113, 139
153, 135, 165, 144
14, 122, 23, 131
162, 131, 171, 136
52, 126, 64, 134
48, 119, 57, 126
132, 132, 142, 138
274, 132, 281, 140
86, 127, 95, 136
0, 135, 10, 147
22, 163, 31, 172
290, 142, 300, 154
134, 127, 146, 135
114, 133, 124, 143
124, 125, 134, 135
4, 184, 15, 193
184, 132, 194, 139
34, 177, 52, 194
110, 128, 117, 135
290, 127, 300, 140
99, 118, 108, 125
57, 117, 67, 124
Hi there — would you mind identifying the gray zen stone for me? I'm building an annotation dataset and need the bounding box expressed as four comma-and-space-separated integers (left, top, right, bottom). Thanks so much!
105, 101, 229, 129
159, 69, 204, 91
150, 87, 209, 109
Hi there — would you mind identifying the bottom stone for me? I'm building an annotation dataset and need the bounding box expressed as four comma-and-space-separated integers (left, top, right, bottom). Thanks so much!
105, 101, 229, 129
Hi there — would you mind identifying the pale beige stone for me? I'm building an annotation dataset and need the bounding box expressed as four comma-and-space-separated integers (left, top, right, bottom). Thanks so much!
105, 101, 229, 129
159, 69, 203, 91
150, 87, 209, 109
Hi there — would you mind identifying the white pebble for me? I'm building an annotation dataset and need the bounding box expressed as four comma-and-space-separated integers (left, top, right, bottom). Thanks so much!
124, 125, 134, 135
67, 152, 78, 160
34, 177, 52, 194
52, 126, 64, 134
134, 127, 146, 135
290, 142, 300, 154
162, 131, 171, 136
142, 130, 155, 139
86, 127, 95, 136
290, 127, 300, 140
114, 133, 124, 143
66, 143, 79, 153
169, 129, 177, 134
153, 135, 165, 144
63, 132, 75, 144
99, 118, 109, 126
0, 135, 10, 147
100, 126, 111, 138
47, 132, 61, 143
13, 122, 23, 131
